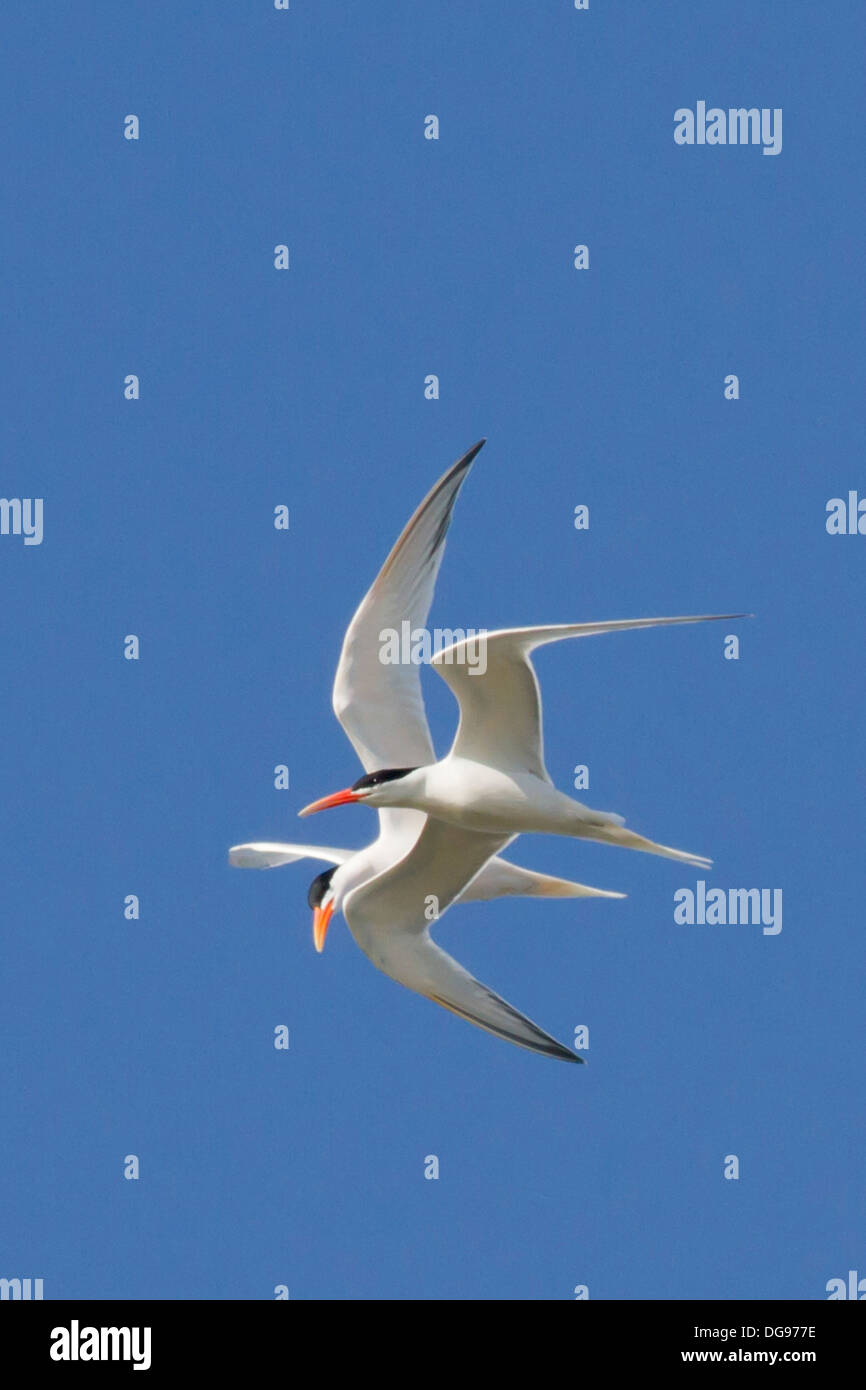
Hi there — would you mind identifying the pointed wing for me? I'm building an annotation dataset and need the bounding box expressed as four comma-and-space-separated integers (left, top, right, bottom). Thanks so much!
331, 440, 485, 773
344, 817, 579, 1063
460, 858, 625, 901
228, 837, 624, 901
432, 615, 744, 778
228, 841, 353, 869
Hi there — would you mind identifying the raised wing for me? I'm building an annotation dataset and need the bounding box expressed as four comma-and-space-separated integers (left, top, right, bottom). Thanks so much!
331, 439, 485, 773
344, 817, 579, 1063
432, 614, 745, 778
228, 841, 353, 869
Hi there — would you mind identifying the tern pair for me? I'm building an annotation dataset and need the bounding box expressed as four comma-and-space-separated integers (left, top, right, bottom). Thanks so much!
230, 441, 742, 1063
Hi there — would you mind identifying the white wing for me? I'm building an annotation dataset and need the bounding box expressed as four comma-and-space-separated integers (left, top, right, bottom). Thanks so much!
234, 445, 482, 875
344, 818, 580, 1063
433, 615, 745, 778
331, 439, 485, 773
461, 859, 624, 901
229, 837, 623, 898
228, 841, 353, 869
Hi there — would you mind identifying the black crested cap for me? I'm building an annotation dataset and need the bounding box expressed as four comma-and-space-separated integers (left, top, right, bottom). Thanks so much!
351, 767, 418, 792
307, 866, 337, 909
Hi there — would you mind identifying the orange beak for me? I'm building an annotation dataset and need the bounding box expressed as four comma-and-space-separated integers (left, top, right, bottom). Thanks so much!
313, 898, 335, 953
298, 787, 362, 818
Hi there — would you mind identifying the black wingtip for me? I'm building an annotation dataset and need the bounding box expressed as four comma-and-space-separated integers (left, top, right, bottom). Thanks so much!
457, 438, 486, 468
538, 1042, 582, 1064
543, 1036, 583, 1064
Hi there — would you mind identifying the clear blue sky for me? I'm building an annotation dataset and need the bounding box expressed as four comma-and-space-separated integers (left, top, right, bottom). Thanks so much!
1, 2, 863, 1301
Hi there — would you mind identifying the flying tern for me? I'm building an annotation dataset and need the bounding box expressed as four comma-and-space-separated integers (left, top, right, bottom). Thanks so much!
231, 440, 622, 1063
300, 615, 745, 865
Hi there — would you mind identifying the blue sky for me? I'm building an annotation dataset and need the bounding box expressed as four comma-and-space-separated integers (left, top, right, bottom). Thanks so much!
1, 2, 863, 1300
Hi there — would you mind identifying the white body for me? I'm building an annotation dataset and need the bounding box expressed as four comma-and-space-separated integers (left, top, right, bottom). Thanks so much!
408, 757, 622, 836
232, 442, 622, 1063
318, 617, 747, 870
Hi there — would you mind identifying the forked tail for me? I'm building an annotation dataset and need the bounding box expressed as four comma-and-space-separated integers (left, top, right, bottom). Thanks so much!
578, 822, 712, 870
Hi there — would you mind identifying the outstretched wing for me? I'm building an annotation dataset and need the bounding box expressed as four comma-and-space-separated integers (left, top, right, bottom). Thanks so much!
461, 858, 624, 901
228, 841, 353, 869
344, 817, 579, 1063
432, 615, 745, 779
331, 440, 485, 773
